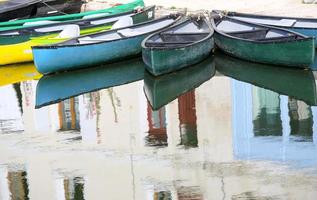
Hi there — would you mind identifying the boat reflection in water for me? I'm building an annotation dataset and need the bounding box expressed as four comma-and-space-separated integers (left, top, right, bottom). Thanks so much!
0, 62, 41, 87
144, 56, 215, 148
35, 58, 146, 108
144, 56, 215, 110
216, 52, 317, 168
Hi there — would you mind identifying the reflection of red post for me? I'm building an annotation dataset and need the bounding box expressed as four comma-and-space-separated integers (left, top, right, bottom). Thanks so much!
178, 90, 198, 147
178, 90, 197, 125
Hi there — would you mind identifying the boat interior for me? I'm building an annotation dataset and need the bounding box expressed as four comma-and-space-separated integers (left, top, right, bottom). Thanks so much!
230, 15, 317, 29
144, 18, 211, 48
215, 17, 305, 42
57, 16, 178, 45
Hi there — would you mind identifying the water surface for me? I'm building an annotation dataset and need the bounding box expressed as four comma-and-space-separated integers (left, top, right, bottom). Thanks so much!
0, 54, 317, 199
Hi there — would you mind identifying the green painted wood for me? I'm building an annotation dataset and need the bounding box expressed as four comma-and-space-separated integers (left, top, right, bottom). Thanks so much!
0, 0, 144, 30
0, 6, 155, 45
142, 18, 214, 76
144, 56, 215, 110
214, 32, 315, 67
215, 52, 317, 106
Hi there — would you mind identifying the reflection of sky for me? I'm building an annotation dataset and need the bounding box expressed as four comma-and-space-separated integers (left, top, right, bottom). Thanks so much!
232, 79, 317, 169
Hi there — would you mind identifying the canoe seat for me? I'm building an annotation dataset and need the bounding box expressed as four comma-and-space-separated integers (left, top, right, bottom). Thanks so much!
228, 28, 268, 40
278, 19, 297, 27
117, 28, 142, 37
146, 41, 192, 47
55, 25, 80, 39
160, 32, 209, 43
111, 16, 133, 29
257, 35, 298, 42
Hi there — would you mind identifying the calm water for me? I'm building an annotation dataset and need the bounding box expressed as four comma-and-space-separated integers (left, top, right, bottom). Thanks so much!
1, 52, 317, 199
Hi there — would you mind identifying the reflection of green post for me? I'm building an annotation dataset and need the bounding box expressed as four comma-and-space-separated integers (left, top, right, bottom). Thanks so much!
178, 90, 198, 148
252, 87, 282, 136
64, 177, 84, 200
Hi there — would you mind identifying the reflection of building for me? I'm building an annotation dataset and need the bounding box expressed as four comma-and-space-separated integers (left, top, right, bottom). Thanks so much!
58, 98, 80, 131
8, 171, 29, 200
146, 104, 168, 147
232, 79, 317, 167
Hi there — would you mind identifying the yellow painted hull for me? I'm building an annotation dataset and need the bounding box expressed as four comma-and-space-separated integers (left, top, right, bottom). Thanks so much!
0, 62, 42, 87
0, 25, 112, 65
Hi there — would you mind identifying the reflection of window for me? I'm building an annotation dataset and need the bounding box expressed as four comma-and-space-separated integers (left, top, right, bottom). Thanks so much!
288, 98, 313, 139
153, 191, 172, 200
64, 177, 84, 200
8, 171, 29, 200
252, 88, 282, 136
146, 104, 167, 147
178, 90, 198, 147
58, 98, 80, 131
177, 186, 202, 200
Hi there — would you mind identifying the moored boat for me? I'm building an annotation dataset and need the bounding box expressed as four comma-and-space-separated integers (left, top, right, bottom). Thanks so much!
144, 56, 215, 110
35, 57, 146, 108
0, 0, 40, 22
0, 6, 155, 65
211, 13, 315, 67
0, 0, 144, 30
32, 14, 183, 75
214, 10, 317, 48
35, 0, 84, 17
215, 52, 317, 106
0, 6, 155, 45
142, 15, 214, 76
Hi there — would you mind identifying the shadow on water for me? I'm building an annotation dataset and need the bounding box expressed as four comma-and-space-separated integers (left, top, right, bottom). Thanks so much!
215, 51, 317, 106
143, 56, 216, 110
35, 58, 146, 108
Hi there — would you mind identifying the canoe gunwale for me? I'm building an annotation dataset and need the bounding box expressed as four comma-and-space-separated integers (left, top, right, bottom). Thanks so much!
214, 10, 317, 30
141, 17, 214, 50
0, 5, 155, 34
211, 16, 314, 44
32, 14, 184, 49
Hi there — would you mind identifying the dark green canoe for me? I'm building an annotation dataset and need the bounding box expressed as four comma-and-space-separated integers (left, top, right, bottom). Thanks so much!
211, 14, 315, 67
144, 56, 215, 110
0, 6, 155, 45
0, 0, 144, 30
142, 16, 214, 76
215, 52, 317, 106
36, 58, 146, 108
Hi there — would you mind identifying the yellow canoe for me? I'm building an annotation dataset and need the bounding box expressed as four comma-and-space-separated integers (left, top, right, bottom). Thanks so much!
0, 25, 112, 65
0, 62, 42, 87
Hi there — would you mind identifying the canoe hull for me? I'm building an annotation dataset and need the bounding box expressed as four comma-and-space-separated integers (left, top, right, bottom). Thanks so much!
289, 27, 317, 48
33, 35, 146, 74
0, 1, 38, 22
214, 32, 315, 67
143, 38, 214, 76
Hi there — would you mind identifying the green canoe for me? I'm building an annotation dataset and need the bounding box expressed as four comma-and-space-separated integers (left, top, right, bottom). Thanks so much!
0, 6, 155, 45
0, 0, 144, 31
144, 56, 215, 110
142, 16, 214, 76
215, 52, 317, 106
211, 13, 315, 67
